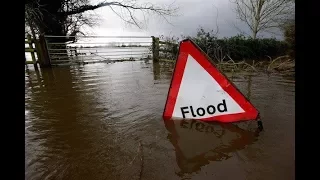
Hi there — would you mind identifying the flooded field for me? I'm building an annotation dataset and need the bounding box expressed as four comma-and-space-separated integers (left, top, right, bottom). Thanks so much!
25, 47, 152, 64
25, 61, 295, 180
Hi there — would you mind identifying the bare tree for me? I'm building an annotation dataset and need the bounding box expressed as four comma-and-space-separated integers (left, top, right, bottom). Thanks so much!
231, 0, 294, 39
25, 0, 178, 39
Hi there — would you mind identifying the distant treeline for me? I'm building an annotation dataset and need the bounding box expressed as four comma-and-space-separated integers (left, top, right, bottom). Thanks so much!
162, 28, 293, 62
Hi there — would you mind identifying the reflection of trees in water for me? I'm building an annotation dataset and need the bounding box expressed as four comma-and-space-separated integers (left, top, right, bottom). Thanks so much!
25, 66, 43, 93
164, 119, 260, 176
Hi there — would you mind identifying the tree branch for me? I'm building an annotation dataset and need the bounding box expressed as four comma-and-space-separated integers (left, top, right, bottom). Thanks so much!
62, 1, 176, 16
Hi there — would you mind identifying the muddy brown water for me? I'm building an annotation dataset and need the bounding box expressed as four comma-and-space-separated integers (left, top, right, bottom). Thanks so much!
25, 61, 295, 180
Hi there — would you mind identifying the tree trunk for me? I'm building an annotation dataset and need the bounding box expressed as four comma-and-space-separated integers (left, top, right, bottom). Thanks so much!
252, 19, 258, 39
252, 31, 257, 39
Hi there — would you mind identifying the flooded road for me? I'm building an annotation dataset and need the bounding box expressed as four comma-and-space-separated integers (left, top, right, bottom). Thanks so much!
25, 61, 295, 180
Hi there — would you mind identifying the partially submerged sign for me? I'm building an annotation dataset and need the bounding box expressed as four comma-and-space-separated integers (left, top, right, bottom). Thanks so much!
163, 39, 259, 123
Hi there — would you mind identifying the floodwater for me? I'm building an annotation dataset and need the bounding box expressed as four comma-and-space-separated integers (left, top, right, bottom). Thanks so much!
25, 61, 295, 180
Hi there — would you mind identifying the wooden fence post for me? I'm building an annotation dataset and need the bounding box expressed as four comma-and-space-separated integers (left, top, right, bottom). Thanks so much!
27, 34, 38, 71
38, 35, 51, 68
152, 36, 159, 63
34, 39, 43, 67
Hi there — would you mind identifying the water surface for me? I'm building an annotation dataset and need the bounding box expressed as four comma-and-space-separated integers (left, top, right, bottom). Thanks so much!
25, 61, 295, 180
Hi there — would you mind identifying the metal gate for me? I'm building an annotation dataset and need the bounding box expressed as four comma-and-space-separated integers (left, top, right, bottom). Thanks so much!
44, 36, 153, 65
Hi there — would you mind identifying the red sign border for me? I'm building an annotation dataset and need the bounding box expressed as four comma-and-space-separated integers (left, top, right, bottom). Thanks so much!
162, 39, 259, 123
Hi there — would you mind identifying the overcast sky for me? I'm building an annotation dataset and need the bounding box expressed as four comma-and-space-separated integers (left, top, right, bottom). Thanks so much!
82, 0, 283, 39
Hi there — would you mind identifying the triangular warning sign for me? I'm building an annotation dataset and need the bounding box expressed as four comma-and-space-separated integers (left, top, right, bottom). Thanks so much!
163, 39, 259, 123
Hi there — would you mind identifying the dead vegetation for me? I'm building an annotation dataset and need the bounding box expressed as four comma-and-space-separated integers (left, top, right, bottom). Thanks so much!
159, 55, 295, 76
266, 55, 295, 74
214, 55, 294, 76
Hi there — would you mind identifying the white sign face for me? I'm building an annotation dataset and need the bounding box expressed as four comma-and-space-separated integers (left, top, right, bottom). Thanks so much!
172, 55, 245, 119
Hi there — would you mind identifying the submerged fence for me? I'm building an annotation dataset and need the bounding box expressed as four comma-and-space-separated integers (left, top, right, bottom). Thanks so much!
25, 35, 179, 68
25, 34, 51, 69
44, 35, 154, 65
25, 34, 38, 69
152, 36, 178, 63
